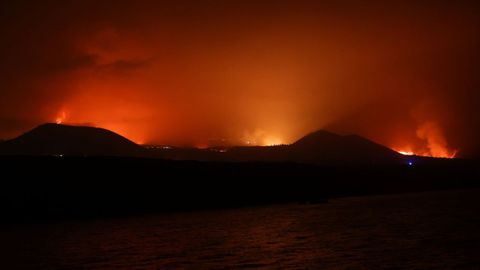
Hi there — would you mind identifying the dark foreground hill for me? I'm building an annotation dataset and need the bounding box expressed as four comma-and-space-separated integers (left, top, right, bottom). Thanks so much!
0, 123, 144, 157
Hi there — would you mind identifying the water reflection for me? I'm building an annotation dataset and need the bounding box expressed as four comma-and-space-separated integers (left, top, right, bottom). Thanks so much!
2, 189, 480, 269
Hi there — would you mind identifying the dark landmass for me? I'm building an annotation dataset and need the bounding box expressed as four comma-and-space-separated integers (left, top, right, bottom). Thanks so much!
0, 124, 478, 223
144, 130, 406, 165
0, 123, 144, 157
0, 124, 404, 164
1, 156, 478, 223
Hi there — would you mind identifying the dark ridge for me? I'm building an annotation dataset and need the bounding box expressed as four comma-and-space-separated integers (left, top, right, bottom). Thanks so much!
291, 130, 402, 162
0, 124, 405, 164
225, 130, 404, 165
292, 130, 343, 147
0, 123, 144, 157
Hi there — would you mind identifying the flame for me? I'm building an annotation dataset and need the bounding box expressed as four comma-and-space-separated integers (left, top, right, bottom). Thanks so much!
55, 111, 67, 124
397, 150, 415, 156
393, 146, 419, 156
393, 121, 457, 159
263, 137, 283, 146
394, 147, 456, 158
242, 129, 284, 146
416, 121, 457, 158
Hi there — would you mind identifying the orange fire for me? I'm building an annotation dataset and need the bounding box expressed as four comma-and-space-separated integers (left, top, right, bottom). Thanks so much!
397, 150, 415, 156
263, 137, 283, 146
55, 111, 67, 124
395, 148, 456, 158
242, 129, 284, 146
393, 121, 457, 159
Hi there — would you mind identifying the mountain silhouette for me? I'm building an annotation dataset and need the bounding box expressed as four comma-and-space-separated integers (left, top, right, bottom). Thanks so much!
225, 130, 403, 164
0, 123, 144, 157
292, 130, 341, 147
0, 124, 404, 164
291, 131, 402, 162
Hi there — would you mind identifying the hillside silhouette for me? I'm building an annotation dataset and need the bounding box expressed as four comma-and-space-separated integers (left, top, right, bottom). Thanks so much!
213, 130, 404, 165
0, 124, 412, 165
0, 124, 478, 222
144, 130, 406, 165
0, 123, 144, 157
292, 131, 402, 162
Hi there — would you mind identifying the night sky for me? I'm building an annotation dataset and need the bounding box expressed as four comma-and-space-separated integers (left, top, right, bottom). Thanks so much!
1, 0, 479, 157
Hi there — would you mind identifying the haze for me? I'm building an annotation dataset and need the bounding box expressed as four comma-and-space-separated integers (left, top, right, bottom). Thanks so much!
1, 0, 479, 157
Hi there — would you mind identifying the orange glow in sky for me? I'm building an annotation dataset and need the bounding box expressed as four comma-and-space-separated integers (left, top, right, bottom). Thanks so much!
1, 1, 478, 157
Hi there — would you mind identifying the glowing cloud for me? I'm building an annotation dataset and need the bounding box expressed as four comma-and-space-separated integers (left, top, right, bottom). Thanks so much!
0, 1, 478, 156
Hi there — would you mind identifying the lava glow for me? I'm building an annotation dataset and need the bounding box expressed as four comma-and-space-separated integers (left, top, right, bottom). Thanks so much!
0, 1, 478, 157
240, 129, 286, 147
392, 121, 458, 159
415, 121, 457, 159
394, 147, 457, 159
264, 137, 283, 146
397, 150, 415, 156
55, 111, 67, 124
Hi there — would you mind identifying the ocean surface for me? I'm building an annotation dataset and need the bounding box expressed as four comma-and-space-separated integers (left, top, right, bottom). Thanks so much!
2, 189, 480, 269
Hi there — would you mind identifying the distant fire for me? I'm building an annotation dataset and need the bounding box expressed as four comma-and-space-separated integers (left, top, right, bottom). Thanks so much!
394, 148, 456, 158
55, 111, 67, 124
393, 121, 457, 159
195, 143, 209, 149
263, 137, 283, 146
242, 129, 284, 146
397, 150, 415, 156
416, 121, 457, 158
